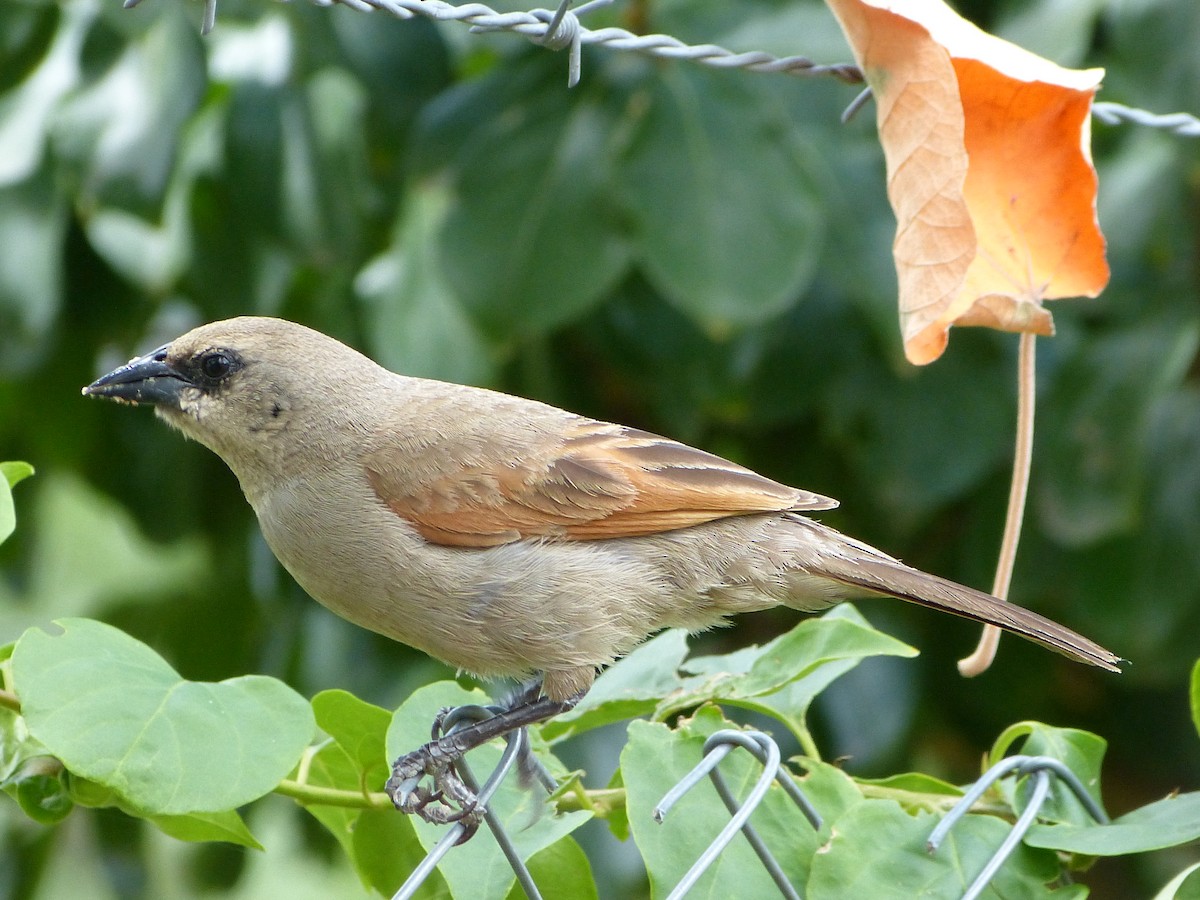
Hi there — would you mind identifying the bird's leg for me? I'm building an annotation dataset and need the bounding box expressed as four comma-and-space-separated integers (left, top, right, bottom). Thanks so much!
385, 686, 580, 828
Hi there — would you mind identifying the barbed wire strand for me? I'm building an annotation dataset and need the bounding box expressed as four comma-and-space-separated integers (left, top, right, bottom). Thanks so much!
1093, 101, 1200, 137
927, 754, 1109, 900
135, 0, 1200, 136
654, 729, 821, 900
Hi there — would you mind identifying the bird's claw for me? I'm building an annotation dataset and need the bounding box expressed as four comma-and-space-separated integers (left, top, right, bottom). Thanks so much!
385, 744, 485, 837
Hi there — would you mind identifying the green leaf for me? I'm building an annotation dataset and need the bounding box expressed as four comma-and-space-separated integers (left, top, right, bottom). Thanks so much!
541, 629, 690, 742
0, 171, 67, 362
1191, 659, 1200, 740
0, 461, 33, 488
356, 178, 494, 385
1025, 792, 1200, 856
0, 4, 86, 185
2, 696, 72, 825
12, 618, 315, 814
664, 607, 916, 728
603, 765, 629, 841
506, 836, 598, 900
791, 757, 866, 824
52, 9, 206, 215
351, 803, 451, 899
311, 688, 391, 787
617, 66, 823, 331
857, 771, 965, 798
806, 800, 1082, 899
147, 809, 262, 849
299, 738, 445, 897
4, 757, 72, 825
1154, 862, 1200, 900
300, 741, 369, 869
720, 609, 917, 701
0, 472, 209, 622
419, 55, 631, 338
546, 608, 915, 746
66, 774, 117, 809
0, 460, 32, 544
823, 341, 1015, 527
989, 722, 1107, 825
623, 705, 823, 897
1037, 321, 1198, 546
387, 682, 591, 900
0, 3, 58, 95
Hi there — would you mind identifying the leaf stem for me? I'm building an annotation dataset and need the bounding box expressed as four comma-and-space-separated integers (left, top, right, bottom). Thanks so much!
794, 715, 822, 762
273, 776, 627, 817
274, 779, 394, 810
959, 332, 1037, 677
554, 787, 626, 816
0, 688, 20, 713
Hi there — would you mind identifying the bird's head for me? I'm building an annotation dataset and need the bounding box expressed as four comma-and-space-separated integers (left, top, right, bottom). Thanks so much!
83, 316, 381, 482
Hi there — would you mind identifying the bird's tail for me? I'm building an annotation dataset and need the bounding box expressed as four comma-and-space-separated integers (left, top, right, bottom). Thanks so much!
810, 549, 1122, 673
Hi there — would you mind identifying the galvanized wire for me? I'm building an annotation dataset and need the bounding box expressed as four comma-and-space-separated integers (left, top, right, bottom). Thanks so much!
654, 729, 821, 900
140, 0, 1200, 136
321, 0, 866, 87
927, 754, 1109, 900
1093, 101, 1200, 137
391, 706, 548, 900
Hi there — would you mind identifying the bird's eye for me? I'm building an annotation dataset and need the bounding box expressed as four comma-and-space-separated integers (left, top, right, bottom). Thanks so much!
199, 351, 235, 382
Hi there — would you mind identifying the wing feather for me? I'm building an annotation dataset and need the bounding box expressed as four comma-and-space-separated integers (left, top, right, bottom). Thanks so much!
366, 420, 837, 547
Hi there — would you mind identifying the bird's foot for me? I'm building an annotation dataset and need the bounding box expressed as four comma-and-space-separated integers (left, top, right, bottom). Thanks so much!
384, 690, 582, 841
388, 782, 482, 844
385, 712, 485, 838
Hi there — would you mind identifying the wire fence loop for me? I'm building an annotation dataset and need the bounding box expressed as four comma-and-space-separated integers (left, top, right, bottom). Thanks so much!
392, 705, 547, 900
927, 754, 1109, 900
654, 729, 820, 900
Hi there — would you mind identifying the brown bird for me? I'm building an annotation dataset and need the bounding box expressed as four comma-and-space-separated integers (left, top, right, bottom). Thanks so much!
84, 316, 1120, 822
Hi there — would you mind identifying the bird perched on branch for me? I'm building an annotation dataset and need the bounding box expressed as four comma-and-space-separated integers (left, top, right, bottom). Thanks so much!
84, 316, 1120, 825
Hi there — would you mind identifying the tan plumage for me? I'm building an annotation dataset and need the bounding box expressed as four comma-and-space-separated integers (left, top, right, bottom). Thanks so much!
366, 419, 836, 546
84, 316, 1121, 705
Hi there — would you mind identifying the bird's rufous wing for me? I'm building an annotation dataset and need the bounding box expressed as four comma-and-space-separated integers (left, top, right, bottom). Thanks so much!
365, 421, 837, 547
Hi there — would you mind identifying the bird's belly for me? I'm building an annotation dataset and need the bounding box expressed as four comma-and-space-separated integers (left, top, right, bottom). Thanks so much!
251, 477, 696, 678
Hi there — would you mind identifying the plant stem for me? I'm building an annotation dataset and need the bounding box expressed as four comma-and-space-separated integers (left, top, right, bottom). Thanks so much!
0, 688, 20, 713
555, 787, 626, 816
959, 332, 1037, 677
273, 777, 626, 817
274, 779, 394, 810
794, 716, 822, 762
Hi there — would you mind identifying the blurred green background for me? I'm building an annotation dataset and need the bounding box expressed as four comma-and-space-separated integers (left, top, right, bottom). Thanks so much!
1, 0, 1198, 896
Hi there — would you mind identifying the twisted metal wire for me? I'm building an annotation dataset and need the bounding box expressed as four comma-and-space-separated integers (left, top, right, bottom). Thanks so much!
132, 0, 865, 86
133, 0, 1199, 137
324, 0, 865, 87
1093, 101, 1200, 137
327, 0, 866, 87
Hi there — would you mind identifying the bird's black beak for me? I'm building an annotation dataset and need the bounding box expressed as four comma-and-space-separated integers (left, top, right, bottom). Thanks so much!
82, 345, 193, 407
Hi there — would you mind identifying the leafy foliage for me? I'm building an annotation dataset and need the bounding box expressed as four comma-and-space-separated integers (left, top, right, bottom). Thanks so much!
9, 602, 1199, 897
13, 618, 313, 815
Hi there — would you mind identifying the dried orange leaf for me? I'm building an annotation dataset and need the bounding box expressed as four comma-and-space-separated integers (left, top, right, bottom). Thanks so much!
826, 0, 1110, 364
